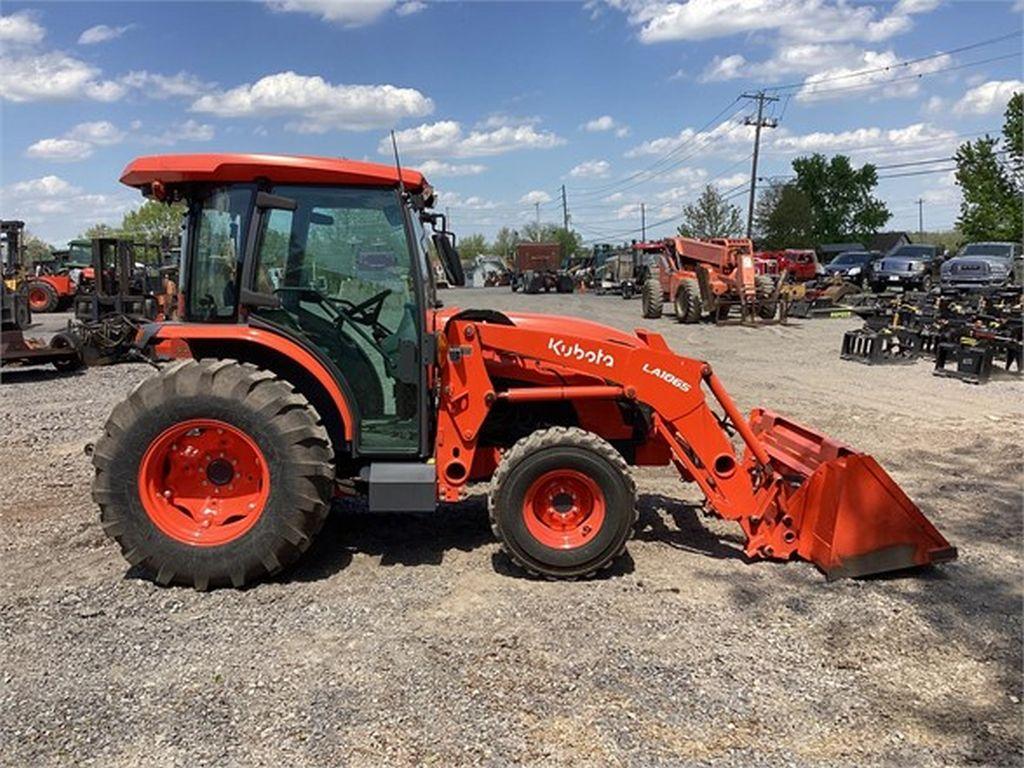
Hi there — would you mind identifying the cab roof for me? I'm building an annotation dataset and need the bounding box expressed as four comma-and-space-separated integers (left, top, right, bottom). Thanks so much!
120, 153, 428, 193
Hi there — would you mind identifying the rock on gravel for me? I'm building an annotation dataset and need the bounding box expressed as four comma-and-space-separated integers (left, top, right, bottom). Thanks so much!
1, 295, 1021, 767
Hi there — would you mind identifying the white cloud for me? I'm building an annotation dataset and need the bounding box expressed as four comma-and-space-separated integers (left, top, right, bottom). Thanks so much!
607, 0, 934, 45
78, 24, 132, 45
700, 54, 747, 82
0, 11, 45, 45
582, 115, 630, 136
771, 122, 957, 158
191, 71, 434, 132
25, 138, 94, 161
266, 0, 420, 26
626, 118, 753, 158
120, 70, 213, 99
569, 159, 611, 178
954, 80, 1024, 116
25, 121, 126, 163
520, 190, 552, 205
6, 175, 77, 197
141, 119, 217, 146
396, 1, 427, 16
436, 190, 498, 210
67, 120, 125, 145
0, 175, 136, 244
416, 160, 487, 177
0, 50, 126, 102
385, 119, 565, 158
796, 50, 952, 102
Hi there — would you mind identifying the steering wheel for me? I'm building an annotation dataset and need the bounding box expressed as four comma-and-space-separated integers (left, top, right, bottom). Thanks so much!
334, 288, 392, 329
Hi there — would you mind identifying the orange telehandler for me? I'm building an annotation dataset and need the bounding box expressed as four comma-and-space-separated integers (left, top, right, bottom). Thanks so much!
91, 154, 955, 589
640, 236, 780, 324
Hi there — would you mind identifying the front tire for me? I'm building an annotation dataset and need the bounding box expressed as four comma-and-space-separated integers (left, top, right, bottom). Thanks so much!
489, 427, 636, 579
641, 278, 663, 318
674, 278, 701, 323
27, 281, 58, 313
92, 359, 335, 589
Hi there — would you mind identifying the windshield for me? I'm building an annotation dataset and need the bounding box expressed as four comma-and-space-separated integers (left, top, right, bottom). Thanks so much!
67, 242, 92, 266
890, 245, 933, 259
961, 243, 1013, 259
832, 252, 870, 265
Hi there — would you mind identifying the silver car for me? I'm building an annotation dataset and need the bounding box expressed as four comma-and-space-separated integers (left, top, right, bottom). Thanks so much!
941, 242, 1023, 290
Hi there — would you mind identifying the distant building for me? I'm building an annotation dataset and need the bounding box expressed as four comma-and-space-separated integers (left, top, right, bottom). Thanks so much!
867, 231, 912, 255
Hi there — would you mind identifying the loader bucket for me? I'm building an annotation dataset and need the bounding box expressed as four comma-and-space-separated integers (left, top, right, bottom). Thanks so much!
750, 409, 957, 579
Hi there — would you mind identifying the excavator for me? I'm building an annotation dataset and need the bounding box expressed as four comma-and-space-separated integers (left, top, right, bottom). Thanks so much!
90, 154, 955, 589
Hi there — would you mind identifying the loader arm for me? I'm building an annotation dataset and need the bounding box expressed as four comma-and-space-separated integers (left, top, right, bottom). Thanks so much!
435, 315, 956, 579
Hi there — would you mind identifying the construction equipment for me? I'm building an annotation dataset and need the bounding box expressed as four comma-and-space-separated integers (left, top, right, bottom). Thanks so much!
510, 242, 573, 294
91, 153, 955, 589
1, 222, 83, 372
843, 288, 1022, 383
1, 220, 79, 313
73, 236, 180, 365
640, 236, 780, 324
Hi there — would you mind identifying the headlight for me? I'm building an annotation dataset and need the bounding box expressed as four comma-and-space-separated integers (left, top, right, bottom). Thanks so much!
912, 262, 926, 272
848, 267, 861, 276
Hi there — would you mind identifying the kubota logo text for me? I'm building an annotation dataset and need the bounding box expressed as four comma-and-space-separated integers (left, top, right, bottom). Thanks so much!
547, 337, 616, 368
642, 363, 691, 392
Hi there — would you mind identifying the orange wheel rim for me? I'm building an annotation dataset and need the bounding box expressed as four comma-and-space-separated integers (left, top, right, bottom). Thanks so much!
523, 469, 605, 550
137, 419, 270, 546
28, 288, 47, 309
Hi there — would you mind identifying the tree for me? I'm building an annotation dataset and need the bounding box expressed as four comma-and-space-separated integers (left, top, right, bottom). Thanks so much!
121, 200, 187, 242
519, 222, 582, 259
457, 233, 488, 264
23, 232, 51, 264
754, 182, 814, 249
82, 222, 117, 239
677, 185, 743, 239
791, 153, 890, 243
492, 226, 518, 262
954, 91, 1022, 242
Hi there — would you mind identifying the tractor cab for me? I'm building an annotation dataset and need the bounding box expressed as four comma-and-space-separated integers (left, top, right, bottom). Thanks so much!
121, 154, 464, 458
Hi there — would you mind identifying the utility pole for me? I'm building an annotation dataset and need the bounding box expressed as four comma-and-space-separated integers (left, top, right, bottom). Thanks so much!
641, 203, 646, 241
917, 198, 924, 236
561, 185, 569, 231
742, 91, 779, 239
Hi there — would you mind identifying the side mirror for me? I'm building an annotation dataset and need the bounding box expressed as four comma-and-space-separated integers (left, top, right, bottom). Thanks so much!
433, 233, 465, 287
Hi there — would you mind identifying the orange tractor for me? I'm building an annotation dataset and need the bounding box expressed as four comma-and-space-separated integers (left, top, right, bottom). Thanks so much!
91, 154, 954, 589
640, 236, 779, 323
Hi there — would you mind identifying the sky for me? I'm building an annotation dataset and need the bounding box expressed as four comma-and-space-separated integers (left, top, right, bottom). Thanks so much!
0, 0, 1021, 247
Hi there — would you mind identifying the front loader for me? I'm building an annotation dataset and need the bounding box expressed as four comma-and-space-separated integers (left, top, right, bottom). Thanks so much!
91, 153, 955, 589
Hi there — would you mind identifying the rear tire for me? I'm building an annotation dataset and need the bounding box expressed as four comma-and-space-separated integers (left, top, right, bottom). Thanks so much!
674, 278, 701, 323
489, 427, 636, 579
92, 359, 335, 590
641, 279, 663, 318
27, 281, 58, 313
50, 331, 83, 372
755, 275, 777, 320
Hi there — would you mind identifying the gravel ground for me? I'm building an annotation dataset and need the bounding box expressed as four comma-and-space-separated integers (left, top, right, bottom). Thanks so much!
2, 292, 1021, 767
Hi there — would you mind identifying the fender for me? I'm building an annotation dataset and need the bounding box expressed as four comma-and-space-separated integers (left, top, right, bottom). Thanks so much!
144, 323, 355, 441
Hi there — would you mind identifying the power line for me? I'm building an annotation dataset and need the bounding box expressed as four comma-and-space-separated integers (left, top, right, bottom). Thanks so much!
741, 90, 779, 237
767, 32, 1020, 92
790, 52, 1020, 100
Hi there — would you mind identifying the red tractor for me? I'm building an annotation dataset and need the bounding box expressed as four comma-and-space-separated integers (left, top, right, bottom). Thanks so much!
91, 154, 954, 589
640, 236, 778, 324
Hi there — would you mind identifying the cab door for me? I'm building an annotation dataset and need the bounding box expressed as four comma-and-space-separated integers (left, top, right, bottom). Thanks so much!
242, 186, 426, 456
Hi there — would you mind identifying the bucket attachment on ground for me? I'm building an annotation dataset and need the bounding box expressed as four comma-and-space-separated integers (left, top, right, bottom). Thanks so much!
749, 409, 957, 579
